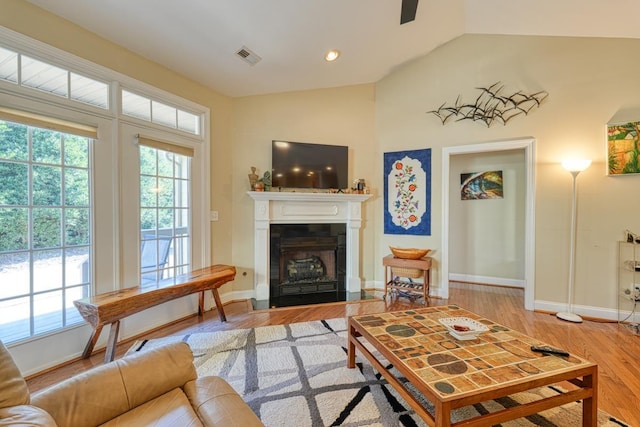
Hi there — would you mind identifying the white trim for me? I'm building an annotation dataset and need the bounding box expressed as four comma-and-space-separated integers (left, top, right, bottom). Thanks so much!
442, 138, 536, 310
448, 274, 525, 288
535, 300, 618, 322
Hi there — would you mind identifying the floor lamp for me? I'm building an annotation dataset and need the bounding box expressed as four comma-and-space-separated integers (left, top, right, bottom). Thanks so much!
556, 159, 591, 323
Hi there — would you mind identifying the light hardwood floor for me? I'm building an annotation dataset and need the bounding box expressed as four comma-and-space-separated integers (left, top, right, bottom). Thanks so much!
27, 282, 640, 426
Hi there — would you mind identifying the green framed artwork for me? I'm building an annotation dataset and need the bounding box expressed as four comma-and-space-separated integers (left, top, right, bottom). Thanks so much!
460, 170, 504, 200
608, 121, 640, 175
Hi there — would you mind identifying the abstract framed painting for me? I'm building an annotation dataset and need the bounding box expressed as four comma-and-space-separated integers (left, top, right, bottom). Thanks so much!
460, 170, 504, 200
607, 120, 640, 175
383, 148, 431, 235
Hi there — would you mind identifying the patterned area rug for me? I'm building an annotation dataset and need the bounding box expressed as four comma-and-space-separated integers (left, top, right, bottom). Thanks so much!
128, 319, 628, 427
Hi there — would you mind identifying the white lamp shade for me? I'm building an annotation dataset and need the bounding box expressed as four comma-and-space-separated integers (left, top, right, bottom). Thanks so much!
562, 159, 592, 172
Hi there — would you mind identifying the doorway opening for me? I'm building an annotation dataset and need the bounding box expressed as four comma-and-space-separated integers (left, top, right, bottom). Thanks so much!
441, 138, 536, 310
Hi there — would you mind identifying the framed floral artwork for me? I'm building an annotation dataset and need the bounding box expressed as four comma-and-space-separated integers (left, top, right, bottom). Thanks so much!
383, 148, 431, 235
607, 121, 640, 175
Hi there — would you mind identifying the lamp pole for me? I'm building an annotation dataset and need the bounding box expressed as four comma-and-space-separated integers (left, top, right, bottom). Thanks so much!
556, 159, 591, 323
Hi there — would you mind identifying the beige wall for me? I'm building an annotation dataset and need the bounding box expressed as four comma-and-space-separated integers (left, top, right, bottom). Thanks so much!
449, 150, 526, 282
0, 0, 235, 271
376, 34, 640, 310
230, 85, 378, 292
5, 1, 640, 314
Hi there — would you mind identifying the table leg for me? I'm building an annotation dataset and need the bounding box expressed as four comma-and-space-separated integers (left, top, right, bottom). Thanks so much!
435, 400, 451, 426
81, 324, 104, 359
582, 369, 598, 427
104, 320, 120, 363
347, 323, 356, 369
211, 288, 227, 322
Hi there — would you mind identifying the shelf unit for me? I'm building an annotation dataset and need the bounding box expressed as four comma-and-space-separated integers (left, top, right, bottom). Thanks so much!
618, 241, 640, 335
383, 254, 431, 304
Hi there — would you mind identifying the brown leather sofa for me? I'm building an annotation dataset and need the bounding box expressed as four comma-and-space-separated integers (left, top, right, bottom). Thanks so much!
0, 340, 263, 426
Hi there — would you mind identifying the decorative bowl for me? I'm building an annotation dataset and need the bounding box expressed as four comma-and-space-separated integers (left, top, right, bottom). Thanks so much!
389, 247, 430, 260
439, 317, 489, 341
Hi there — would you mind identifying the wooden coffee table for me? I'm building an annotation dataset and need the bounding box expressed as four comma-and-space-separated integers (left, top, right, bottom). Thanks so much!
347, 306, 597, 427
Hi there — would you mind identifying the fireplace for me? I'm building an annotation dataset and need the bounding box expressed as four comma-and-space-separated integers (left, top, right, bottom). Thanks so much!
248, 191, 371, 309
270, 224, 346, 306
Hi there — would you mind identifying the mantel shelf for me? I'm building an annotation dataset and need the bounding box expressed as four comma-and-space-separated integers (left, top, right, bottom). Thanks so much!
247, 191, 371, 203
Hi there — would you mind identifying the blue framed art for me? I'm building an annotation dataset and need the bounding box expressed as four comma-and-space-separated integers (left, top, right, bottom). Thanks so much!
383, 148, 431, 235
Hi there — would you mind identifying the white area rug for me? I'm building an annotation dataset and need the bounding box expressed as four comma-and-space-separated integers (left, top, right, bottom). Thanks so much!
128, 318, 628, 427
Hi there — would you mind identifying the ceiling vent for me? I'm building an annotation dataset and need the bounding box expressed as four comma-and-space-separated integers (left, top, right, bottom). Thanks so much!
236, 46, 261, 66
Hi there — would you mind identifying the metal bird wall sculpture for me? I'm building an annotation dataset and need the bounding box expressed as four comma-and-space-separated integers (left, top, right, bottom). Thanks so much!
428, 82, 548, 127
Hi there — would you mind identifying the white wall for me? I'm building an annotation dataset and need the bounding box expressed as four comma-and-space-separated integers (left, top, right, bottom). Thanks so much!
449, 150, 526, 286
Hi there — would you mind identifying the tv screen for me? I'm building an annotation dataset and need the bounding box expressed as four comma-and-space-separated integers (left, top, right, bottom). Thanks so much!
271, 140, 348, 190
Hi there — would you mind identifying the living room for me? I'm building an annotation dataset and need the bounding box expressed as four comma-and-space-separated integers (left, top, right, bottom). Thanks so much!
2, 1, 640, 426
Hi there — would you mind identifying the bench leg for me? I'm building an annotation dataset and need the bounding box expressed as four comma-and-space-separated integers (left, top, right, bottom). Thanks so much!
198, 291, 206, 316
197, 290, 226, 322
82, 324, 104, 359
104, 320, 120, 363
211, 288, 227, 322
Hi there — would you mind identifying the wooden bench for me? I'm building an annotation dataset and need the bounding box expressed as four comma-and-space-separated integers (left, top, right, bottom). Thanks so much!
73, 264, 236, 363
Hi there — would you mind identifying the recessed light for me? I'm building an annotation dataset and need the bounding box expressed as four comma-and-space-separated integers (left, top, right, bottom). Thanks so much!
325, 49, 340, 62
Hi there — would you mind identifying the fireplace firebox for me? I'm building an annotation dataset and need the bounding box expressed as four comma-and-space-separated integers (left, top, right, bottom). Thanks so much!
270, 224, 346, 307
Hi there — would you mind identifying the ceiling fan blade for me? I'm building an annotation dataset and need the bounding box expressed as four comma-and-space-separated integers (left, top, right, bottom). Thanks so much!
400, 0, 419, 24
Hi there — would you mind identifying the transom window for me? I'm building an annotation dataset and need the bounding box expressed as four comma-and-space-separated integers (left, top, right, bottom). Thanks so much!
0, 119, 92, 342
0, 46, 109, 110
122, 90, 201, 135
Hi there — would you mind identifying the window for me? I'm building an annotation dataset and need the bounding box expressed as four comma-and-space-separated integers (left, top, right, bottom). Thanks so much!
0, 46, 109, 110
122, 89, 200, 135
139, 139, 192, 284
0, 119, 92, 343
0, 28, 208, 367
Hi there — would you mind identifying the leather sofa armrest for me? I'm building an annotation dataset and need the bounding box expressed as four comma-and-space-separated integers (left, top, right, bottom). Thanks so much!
32, 342, 197, 427
0, 341, 30, 408
183, 376, 263, 427
0, 405, 57, 427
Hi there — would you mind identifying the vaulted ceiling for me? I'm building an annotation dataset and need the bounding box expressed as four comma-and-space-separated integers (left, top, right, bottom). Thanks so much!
27, 0, 640, 98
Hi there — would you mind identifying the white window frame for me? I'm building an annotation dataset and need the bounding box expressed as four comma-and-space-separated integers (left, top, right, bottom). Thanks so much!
0, 25, 211, 376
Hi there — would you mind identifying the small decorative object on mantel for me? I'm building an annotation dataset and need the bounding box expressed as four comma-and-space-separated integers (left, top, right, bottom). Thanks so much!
248, 167, 259, 190
427, 82, 548, 127
261, 171, 272, 192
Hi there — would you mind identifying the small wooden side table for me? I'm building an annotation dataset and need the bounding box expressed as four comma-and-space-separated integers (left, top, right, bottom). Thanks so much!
383, 254, 431, 303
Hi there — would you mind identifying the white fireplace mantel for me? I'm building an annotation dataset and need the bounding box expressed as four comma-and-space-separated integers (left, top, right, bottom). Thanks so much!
247, 191, 371, 304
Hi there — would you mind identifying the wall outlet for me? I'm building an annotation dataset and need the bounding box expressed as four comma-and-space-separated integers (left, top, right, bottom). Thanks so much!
210, 211, 219, 221
630, 283, 640, 301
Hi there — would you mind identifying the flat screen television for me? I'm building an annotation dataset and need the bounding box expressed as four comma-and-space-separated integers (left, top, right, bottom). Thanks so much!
271, 140, 348, 190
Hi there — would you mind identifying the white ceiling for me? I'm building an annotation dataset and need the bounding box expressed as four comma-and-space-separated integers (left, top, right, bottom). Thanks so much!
27, 0, 640, 98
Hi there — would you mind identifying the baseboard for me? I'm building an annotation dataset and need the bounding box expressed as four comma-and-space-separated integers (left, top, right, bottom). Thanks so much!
449, 273, 525, 288
533, 300, 618, 322
368, 280, 618, 321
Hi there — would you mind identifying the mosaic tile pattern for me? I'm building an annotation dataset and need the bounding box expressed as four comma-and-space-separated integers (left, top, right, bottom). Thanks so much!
351, 305, 592, 398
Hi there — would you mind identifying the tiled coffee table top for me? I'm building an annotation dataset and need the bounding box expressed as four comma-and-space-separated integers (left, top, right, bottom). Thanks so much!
350, 305, 594, 398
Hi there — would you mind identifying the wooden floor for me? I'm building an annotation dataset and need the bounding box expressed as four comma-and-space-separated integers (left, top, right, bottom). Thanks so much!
27, 282, 640, 426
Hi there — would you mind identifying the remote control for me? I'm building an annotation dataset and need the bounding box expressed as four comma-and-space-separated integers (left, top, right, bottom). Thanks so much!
530, 345, 569, 357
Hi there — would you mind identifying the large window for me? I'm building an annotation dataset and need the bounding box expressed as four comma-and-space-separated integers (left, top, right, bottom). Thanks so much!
139, 141, 191, 284
0, 28, 208, 369
0, 119, 92, 342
